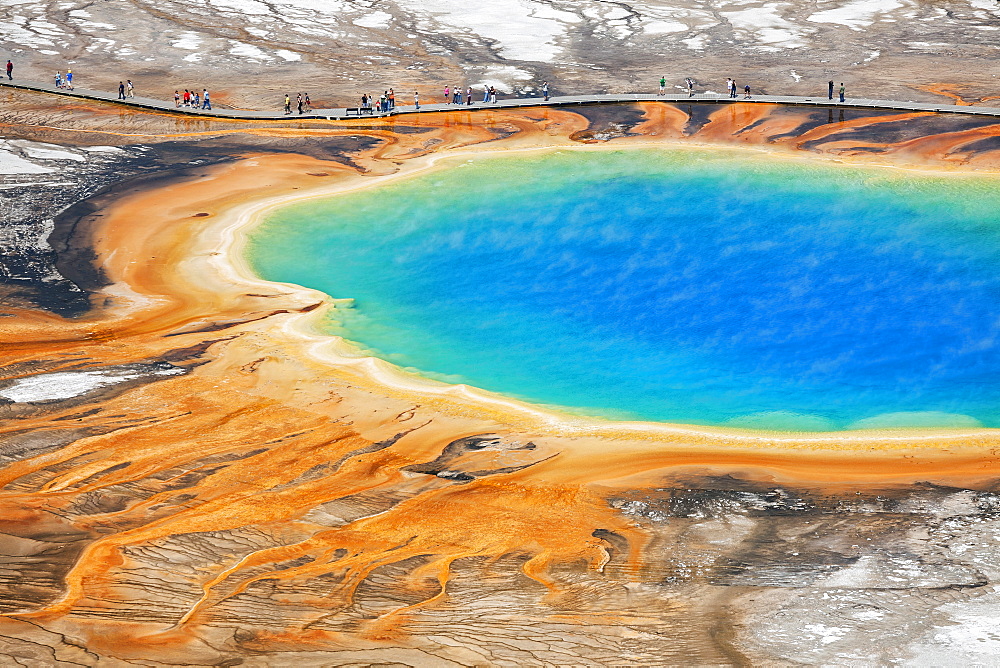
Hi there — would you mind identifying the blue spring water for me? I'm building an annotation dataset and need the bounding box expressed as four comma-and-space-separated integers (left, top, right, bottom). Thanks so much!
246, 148, 1000, 431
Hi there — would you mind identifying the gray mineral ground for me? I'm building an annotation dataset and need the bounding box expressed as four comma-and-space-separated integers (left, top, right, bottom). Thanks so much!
2, 0, 999, 108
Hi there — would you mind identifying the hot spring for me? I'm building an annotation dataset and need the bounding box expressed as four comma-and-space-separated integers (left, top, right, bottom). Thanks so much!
246, 148, 1000, 431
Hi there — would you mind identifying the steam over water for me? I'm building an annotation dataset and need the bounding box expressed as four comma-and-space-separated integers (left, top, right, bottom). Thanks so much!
248, 149, 1000, 431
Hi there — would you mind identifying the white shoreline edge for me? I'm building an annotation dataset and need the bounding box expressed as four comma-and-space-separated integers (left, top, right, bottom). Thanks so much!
191, 141, 1000, 448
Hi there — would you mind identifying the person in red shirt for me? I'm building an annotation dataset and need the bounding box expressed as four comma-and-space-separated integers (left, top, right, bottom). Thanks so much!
6, 60, 12, 80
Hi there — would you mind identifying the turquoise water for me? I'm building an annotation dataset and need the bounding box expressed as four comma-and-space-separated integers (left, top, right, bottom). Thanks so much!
247, 149, 1000, 431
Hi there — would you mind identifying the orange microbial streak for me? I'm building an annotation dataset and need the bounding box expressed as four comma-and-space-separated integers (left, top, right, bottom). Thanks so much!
2, 99, 1000, 661
916, 84, 979, 106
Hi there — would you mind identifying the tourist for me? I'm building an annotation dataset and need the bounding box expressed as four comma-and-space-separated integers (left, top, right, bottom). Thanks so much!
66, 69, 72, 89
542, 81, 549, 101
489, 86, 497, 104
379, 91, 387, 112
453, 87, 461, 104
828, 80, 834, 100
174, 90, 180, 107
297, 92, 303, 114
55, 71, 62, 88
482, 86, 489, 103
5, 60, 12, 80
118, 81, 125, 99
444, 85, 450, 102
284, 94, 291, 114
659, 76, 665, 95
730, 78, 738, 98
304, 93, 311, 111
744, 83, 751, 99
388, 88, 395, 109
414, 91, 420, 109
467, 86, 473, 105
192, 90, 199, 107
686, 77, 695, 96
202, 89, 211, 109
839, 83, 845, 102
361, 93, 369, 110
126, 80, 133, 97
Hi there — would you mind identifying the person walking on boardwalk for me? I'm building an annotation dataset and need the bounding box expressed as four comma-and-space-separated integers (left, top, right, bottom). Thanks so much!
174, 90, 180, 107
297, 92, 303, 114
414, 91, 420, 109
5, 60, 12, 80
284, 94, 291, 114
388, 88, 395, 109
482, 86, 489, 103
659, 76, 666, 95
453, 86, 461, 104
444, 85, 450, 102
828, 80, 834, 100
489, 86, 497, 104
118, 81, 125, 99
542, 81, 549, 101
183, 89, 190, 106
304, 93, 311, 111
202, 89, 211, 109
55, 71, 62, 88
686, 77, 695, 96
730, 78, 738, 98
466, 86, 473, 105
744, 83, 751, 99
126, 80, 134, 97
65, 69, 72, 89
839, 83, 845, 102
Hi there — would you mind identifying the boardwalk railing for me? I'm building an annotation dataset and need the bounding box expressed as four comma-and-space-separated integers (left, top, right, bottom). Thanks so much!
3, 79, 999, 122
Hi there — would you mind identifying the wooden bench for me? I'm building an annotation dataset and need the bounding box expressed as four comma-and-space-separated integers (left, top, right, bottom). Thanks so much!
345, 107, 374, 116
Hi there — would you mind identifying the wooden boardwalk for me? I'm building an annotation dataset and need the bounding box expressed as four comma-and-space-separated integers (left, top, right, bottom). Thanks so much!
4, 79, 1000, 121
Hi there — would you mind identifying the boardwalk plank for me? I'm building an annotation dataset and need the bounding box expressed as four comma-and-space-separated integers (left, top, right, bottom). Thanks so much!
4, 79, 1000, 121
